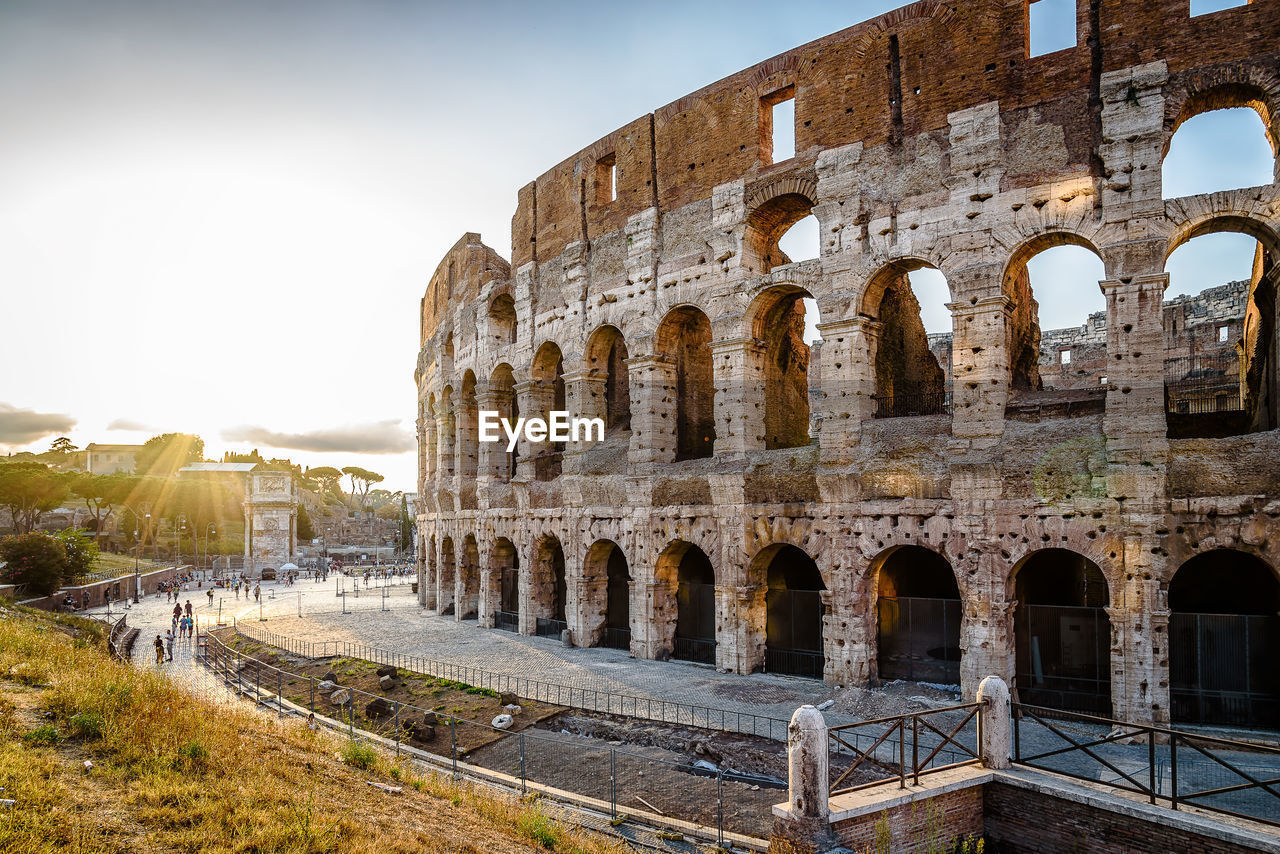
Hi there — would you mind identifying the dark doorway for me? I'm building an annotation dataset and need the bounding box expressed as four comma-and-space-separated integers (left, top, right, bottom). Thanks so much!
494, 539, 519, 633
675, 547, 716, 664
763, 545, 825, 678
1169, 549, 1280, 728
876, 546, 961, 684
605, 547, 631, 650
1014, 549, 1111, 715
535, 538, 567, 638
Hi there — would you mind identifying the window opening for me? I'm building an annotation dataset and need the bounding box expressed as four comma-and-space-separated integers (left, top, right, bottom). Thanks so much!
1190, 0, 1247, 16
1028, 0, 1077, 57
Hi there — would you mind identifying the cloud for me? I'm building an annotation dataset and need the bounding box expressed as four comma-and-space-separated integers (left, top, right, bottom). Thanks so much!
0, 403, 76, 446
222, 421, 413, 455
107, 418, 152, 431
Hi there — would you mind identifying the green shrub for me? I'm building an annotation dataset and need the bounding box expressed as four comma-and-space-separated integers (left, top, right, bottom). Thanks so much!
515, 811, 560, 849
68, 712, 105, 739
23, 724, 63, 747
340, 740, 378, 770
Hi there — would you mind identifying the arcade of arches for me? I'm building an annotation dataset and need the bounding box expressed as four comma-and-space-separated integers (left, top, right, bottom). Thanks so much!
416, 1, 1280, 731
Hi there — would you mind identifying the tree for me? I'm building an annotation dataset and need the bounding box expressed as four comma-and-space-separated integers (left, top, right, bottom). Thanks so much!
396, 494, 414, 555
133, 433, 204, 477
341, 467, 383, 511
296, 502, 315, 541
53, 528, 99, 579
49, 437, 78, 455
0, 462, 72, 534
307, 467, 344, 497
71, 472, 133, 542
0, 533, 70, 597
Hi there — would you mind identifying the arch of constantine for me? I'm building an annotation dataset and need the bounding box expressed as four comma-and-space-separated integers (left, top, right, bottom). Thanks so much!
416, 0, 1280, 729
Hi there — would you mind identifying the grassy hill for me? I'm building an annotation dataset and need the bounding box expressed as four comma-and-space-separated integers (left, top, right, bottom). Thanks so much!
0, 607, 622, 854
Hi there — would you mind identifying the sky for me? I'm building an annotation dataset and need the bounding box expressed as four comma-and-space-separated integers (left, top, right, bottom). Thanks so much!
0, 1, 1273, 491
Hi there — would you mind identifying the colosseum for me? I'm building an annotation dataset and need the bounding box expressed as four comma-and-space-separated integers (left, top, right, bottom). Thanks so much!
415, 0, 1280, 730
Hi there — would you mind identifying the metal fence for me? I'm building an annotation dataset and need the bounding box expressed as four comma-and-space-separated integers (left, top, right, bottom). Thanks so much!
873, 390, 951, 419
202, 631, 773, 845
1164, 352, 1243, 414
494, 611, 519, 632
535, 617, 568, 639
232, 621, 790, 741
828, 703, 981, 794
1013, 703, 1280, 828
1169, 612, 1280, 729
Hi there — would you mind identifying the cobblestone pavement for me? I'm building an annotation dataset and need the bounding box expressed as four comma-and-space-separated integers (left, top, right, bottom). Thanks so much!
217, 575, 830, 725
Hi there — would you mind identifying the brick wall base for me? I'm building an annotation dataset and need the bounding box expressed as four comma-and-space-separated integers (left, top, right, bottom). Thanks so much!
831, 786, 983, 853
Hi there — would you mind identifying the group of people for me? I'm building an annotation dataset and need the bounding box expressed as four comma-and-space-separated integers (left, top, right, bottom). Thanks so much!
153, 599, 196, 664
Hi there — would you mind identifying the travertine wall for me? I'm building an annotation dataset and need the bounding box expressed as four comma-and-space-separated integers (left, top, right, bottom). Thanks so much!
414, 0, 1280, 726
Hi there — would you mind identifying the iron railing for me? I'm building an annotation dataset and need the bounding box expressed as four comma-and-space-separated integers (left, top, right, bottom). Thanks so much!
1013, 703, 1280, 828
828, 703, 981, 794
873, 390, 951, 419
200, 631, 770, 846
602, 627, 631, 651
535, 617, 568, 639
1164, 352, 1243, 414
232, 622, 789, 741
764, 647, 824, 680
494, 611, 519, 633
674, 635, 716, 665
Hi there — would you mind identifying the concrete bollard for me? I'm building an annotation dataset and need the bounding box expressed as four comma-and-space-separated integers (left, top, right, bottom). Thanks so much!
787, 704, 830, 819
976, 675, 1011, 770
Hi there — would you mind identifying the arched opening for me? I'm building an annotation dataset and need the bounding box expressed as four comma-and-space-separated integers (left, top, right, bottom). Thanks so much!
457, 534, 480, 620
489, 293, 518, 346
749, 286, 817, 449
776, 214, 819, 265
438, 536, 456, 616
1169, 549, 1280, 728
425, 393, 438, 482
489, 364, 518, 482
1005, 237, 1108, 405
438, 386, 456, 479
425, 534, 437, 610
584, 539, 631, 651
1013, 549, 1112, 715
654, 541, 717, 664
655, 307, 715, 460
759, 544, 826, 679
875, 546, 961, 685
458, 371, 479, 483
1164, 222, 1277, 437
586, 325, 631, 431
531, 342, 566, 481
743, 193, 816, 274
492, 537, 519, 632
864, 261, 953, 418
1163, 89, 1276, 199
532, 535, 567, 638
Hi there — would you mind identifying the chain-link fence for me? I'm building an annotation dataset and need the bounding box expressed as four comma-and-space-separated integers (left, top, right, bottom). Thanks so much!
202, 631, 775, 846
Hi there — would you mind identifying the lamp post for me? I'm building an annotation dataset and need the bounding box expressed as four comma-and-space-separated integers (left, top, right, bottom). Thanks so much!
133, 528, 141, 604
204, 523, 217, 578
174, 515, 186, 566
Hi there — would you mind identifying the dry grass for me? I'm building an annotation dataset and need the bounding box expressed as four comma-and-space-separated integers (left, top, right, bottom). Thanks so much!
0, 607, 626, 854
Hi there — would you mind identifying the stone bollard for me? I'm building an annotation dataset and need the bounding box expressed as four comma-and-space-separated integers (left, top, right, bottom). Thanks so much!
976, 675, 1011, 770
776, 704, 833, 851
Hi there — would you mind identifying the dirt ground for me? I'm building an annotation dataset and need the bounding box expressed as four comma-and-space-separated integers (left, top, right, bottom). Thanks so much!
814, 679, 963, 720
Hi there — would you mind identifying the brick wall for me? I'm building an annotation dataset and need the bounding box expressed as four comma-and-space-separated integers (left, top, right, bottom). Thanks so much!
832, 786, 983, 853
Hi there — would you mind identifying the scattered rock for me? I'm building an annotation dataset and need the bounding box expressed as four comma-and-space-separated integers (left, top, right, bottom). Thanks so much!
815, 699, 835, 711
499, 692, 519, 706
329, 689, 351, 707
366, 697, 392, 718
403, 722, 435, 742
504, 704, 522, 715
375, 664, 398, 679
421, 711, 438, 726
317, 680, 336, 692
492, 714, 513, 730
378, 674, 395, 691
322, 670, 339, 684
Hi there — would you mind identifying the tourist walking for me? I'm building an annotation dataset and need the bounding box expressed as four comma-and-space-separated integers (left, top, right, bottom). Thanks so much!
154, 634, 164, 664
164, 629, 175, 661
207, 589, 214, 607
184, 600, 193, 618
253, 583, 260, 602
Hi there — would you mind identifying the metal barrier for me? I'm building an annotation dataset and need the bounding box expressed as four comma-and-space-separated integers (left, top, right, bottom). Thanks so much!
602, 627, 631, 651
201, 631, 771, 845
763, 647, 824, 680
873, 390, 951, 418
829, 703, 981, 794
494, 611, 519, 633
535, 617, 568, 639
1013, 703, 1280, 828
233, 622, 790, 741
673, 635, 716, 665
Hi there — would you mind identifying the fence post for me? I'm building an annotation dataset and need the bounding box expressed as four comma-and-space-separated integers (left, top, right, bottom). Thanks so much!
976, 675, 1011, 770
1148, 727, 1157, 804
394, 703, 400, 756
519, 732, 526, 795
310, 677, 315, 714
898, 718, 905, 789
780, 705, 829, 848
610, 749, 617, 819
1170, 735, 1179, 811
717, 768, 725, 848
450, 718, 458, 778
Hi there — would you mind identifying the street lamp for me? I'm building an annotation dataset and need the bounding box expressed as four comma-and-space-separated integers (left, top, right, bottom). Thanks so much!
174, 515, 186, 566
133, 528, 141, 604
204, 523, 217, 578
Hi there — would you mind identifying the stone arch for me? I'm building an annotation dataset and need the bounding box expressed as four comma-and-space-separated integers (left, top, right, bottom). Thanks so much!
582, 538, 631, 650
1167, 549, 1280, 728
585, 324, 631, 431
742, 183, 816, 274
425, 392, 438, 481
751, 543, 826, 679
528, 533, 567, 636
530, 341, 566, 480
456, 534, 479, 620
489, 536, 519, 630
1164, 214, 1280, 435
1163, 75, 1280, 161
870, 544, 962, 685
655, 306, 716, 461
1000, 232, 1108, 394
438, 536, 456, 616
488, 363, 518, 482
437, 385, 456, 479
1011, 548, 1112, 715
746, 285, 816, 448
862, 260, 953, 418
457, 371, 479, 484
653, 540, 717, 664
488, 292, 518, 347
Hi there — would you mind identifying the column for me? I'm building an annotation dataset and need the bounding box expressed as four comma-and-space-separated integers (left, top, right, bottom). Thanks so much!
475, 386, 512, 485
514, 379, 555, 481
626, 354, 678, 465
948, 294, 1013, 443
815, 317, 880, 462
708, 337, 765, 455
561, 369, 608, 474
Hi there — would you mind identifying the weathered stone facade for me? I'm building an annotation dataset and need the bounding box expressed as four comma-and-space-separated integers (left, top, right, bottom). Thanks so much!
244, 471, 298, 577
415, 0, 1280, 728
